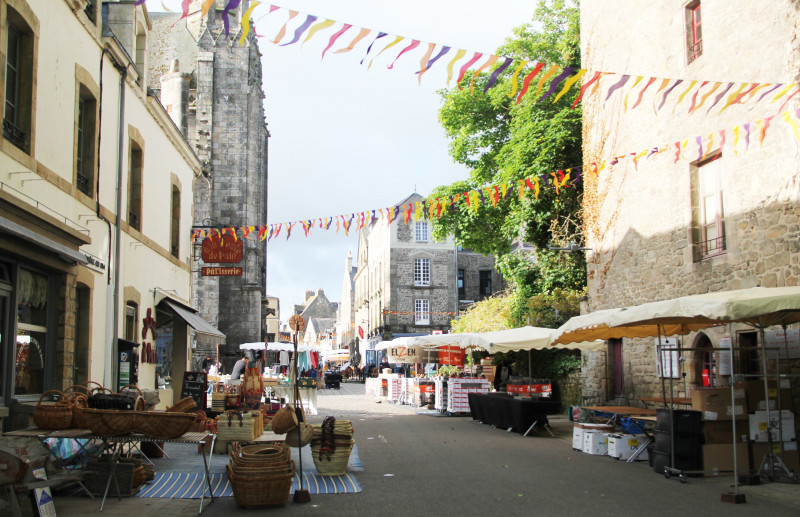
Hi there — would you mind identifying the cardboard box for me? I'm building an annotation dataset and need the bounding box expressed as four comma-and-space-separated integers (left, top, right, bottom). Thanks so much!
583, 431, 609, 455
691, 387, 747, 421
703, 420, 749, 444
744, 380, 793, 412
608, 433, 649, 461
751, 442, 800, 471
748, 410, 796, 442
703, 443, 749, 475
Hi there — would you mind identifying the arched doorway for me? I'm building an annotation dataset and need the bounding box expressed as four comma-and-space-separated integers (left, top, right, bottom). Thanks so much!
695, 333, 716, 387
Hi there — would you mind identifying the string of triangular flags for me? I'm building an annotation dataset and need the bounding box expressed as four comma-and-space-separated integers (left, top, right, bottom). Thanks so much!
212, 2, 799, 112
191, 107, 800, 243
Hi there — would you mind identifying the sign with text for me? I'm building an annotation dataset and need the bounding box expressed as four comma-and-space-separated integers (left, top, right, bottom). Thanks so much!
201, 234, 243, 263
655, 338, 680, 379
202, 267, 242, 276
180, 371, 208, 410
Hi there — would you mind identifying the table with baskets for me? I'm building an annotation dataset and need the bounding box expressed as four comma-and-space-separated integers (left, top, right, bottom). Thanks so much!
21, 384, 216, 514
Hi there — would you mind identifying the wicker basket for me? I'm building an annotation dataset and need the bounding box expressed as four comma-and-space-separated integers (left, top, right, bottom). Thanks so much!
136, 411, 195, 439
167, 396, 198, 413
237, 443, 290, 464
270, 405, 298, 435
284, 422, 313, 448
311, 439, 354, 476
216, 411, 257, 442
33, 390, 74, 430
227, 461, 295, 508
83, 408, 137, 436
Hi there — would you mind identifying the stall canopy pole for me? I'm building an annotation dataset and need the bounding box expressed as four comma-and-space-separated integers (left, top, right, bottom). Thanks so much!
727, 323, 740, 498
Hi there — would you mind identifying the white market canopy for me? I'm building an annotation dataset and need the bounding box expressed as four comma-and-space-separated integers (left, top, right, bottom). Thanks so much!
239, 342, 315, 352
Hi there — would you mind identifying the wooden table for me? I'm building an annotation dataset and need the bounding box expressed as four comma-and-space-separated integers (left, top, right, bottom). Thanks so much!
638, 396, 692, 408
581, 405, 656, 425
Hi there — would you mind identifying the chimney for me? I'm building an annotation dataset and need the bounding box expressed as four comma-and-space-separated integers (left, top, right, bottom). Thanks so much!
305, 290, 314, 301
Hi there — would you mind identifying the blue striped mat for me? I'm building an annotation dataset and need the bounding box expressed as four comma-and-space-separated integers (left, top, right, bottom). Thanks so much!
136, 471, 361, 498
136, 443, 363, 498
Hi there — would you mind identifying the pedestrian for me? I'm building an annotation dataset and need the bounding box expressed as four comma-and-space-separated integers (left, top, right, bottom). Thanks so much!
201, 355, 212, 372
230, 355, 248, 380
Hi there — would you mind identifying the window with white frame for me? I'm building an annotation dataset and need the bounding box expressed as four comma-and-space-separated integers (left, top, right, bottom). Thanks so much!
693, 157, 725, 259
414, 258, 430, 286
415, 299, 430, 325
415, 221, 428, 242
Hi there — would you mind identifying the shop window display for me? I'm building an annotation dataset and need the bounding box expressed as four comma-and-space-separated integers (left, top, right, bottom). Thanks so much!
15, 269, 48, 395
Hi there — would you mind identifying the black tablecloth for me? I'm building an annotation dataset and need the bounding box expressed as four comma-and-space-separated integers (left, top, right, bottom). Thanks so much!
468, 393, 561, 433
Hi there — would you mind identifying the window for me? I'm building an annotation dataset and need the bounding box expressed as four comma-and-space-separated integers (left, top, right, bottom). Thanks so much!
128, 142, 143, 230
686, 1, 702, 63
457, 269, 465, 300
415, 221, 428, 242
693, 158, 725, 259
414, 258, 430, 286
170, 185, 180, 258
3, 7, 36, 153
135, 26, 146, 86
76, 86, 97, 197
414, 299, 430, 325
15, 269, 49, 395
479, 271, 492, 299
84, 0, 97, 24
124, 303, 138, 342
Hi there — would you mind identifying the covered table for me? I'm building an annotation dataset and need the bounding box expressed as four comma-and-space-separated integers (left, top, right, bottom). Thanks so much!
468, 393, 561, 436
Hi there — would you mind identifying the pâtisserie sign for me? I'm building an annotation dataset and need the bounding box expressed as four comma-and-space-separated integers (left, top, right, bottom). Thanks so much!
201, 267, 242, 276
201, 234, 242, 263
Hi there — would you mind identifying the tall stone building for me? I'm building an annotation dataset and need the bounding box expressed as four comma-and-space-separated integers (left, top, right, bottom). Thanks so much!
147, 0, 268, 360
579, 1, 800, 403
350, 193, 505, 367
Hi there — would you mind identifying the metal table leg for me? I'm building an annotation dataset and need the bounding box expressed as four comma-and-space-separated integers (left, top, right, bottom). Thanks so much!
198, 434, 216, 514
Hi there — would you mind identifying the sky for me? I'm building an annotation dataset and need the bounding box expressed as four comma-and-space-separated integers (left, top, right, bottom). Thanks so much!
146, 0, 537, 322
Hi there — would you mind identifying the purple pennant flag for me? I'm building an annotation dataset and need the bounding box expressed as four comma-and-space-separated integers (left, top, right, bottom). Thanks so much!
325, 218, 332, 230
571, 167, 581, 186
484, 57, 514, 93
390, 206, 400, 224
134, 0, 145, 5
605, 74, 630, 101
478, 190, 485, 206
706, 82, 734, 113
222, 0, 242, 36
743, 123, 751, 149
539, 67, 573, 102
449, 197, 456, 212
757, 83, 783, 103
361, 32, 387, 64
280, 14, 318, 46
416, 46, 451, 74
658, 79, 683, 110
370, 210, 377, 226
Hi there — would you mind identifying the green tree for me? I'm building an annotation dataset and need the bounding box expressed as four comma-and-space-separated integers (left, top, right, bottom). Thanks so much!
432, 0, 584, 297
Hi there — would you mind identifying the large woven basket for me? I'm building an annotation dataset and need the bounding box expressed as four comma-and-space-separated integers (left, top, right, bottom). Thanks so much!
83, 408, 136, 436
284, 422, 313, 448
136, 411, 195, 439
33, 391, 73, 430
311, 439, 354, 476
236, 443, 290, 464
270, 405, 298, 435
227, 460, 295, 508
167, 396, 197, 413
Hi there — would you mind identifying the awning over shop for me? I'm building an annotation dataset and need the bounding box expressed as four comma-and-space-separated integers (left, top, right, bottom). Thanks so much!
161, 300, 226, 345
0, 215, 89, 265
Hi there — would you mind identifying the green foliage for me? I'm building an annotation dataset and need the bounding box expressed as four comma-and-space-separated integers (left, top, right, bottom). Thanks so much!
432, 0, 585, 297
438, 365, 461, 377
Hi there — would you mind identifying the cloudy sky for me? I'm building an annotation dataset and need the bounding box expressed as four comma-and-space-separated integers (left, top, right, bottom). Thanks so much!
146, 0, 537, 321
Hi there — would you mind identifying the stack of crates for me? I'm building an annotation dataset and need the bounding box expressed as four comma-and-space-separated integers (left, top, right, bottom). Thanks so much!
446, 378, 491, 414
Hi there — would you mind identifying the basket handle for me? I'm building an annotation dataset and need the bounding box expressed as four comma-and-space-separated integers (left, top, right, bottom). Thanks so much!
226, 410, 243, 427
134, 396, 146, 411
37, 390, 70, 407
119, 384, 144, 399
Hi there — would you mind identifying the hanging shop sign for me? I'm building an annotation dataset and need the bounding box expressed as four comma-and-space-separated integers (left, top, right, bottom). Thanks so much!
202, 267, 243, 276
201, 234, 243, 263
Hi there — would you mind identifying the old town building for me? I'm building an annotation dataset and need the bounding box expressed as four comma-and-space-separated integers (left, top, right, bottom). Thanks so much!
579, 0, 800, 403
0, 0, 226, 428
147, 0, 269, 364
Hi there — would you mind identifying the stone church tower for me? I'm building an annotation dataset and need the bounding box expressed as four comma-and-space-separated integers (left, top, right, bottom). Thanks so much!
147, 1, 268, 359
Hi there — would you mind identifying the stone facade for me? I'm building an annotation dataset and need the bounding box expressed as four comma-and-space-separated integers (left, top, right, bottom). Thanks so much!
148, 1, 268, 357
351, 193, 506, 366
580, 0, 800, 403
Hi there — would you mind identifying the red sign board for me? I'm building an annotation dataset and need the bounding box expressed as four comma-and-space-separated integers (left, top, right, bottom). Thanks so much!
201, 235, 243, 263
201, 267, 242, 276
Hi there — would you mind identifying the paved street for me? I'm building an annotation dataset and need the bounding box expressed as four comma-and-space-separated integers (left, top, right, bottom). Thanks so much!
20, 383, 800, 516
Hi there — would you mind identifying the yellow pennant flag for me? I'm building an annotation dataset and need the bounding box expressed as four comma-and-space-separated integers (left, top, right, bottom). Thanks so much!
553, 69, 586, 103
369, 36, 404, 69
623, 76, 643, 112
445, 49, 467, 85
719, 83, 748, 113
703, 132, 714, 158
414, 201, 422, 221
507, 61, 528, 98
782, 111, 800, 142
673, 80, 698, 111
470, 190, 480, 210
501, 183, 509, 198
732, 126, 741, 154
745, 83, 770, 102
692, 82, 721, 113
239, 1, 261, 47
302, 19, 336, 46
770, 84, 795, 103
417, 43, 436, 85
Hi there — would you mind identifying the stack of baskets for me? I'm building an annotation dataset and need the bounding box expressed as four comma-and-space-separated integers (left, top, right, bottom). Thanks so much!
227, 442, 295, 508
310, 417, 354, 476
